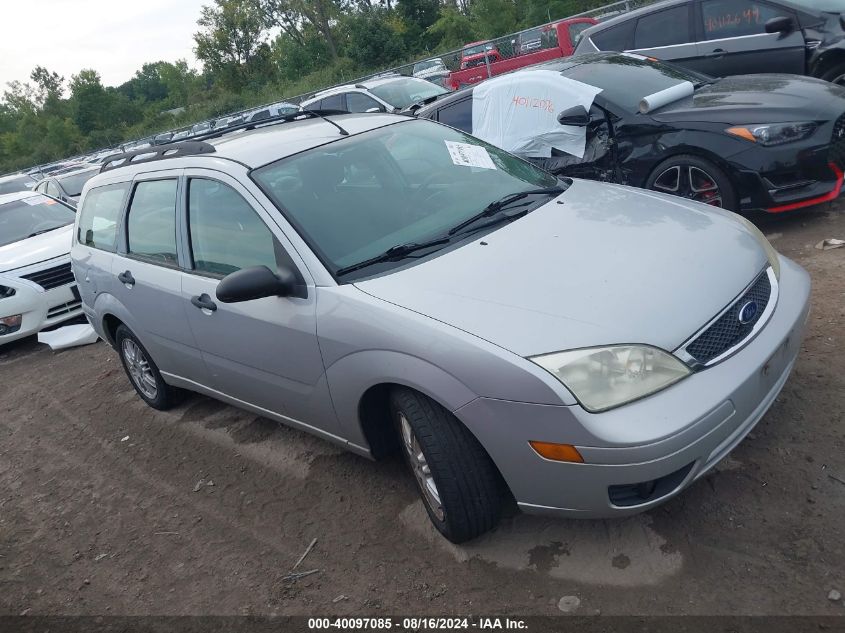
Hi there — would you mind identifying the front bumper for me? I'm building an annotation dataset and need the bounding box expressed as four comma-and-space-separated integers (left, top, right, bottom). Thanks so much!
0, 271, 82, 346
454, 256, 811, 517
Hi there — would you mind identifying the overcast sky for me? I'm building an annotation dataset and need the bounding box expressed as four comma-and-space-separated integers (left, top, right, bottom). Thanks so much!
0, 0, 208, 92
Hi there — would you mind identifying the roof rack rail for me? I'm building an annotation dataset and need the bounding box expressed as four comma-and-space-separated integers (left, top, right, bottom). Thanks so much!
189, 109, 351, 143
100, 141, 216, 173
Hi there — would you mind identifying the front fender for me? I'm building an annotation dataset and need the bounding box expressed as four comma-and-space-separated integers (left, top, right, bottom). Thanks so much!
324, 350, 479, 448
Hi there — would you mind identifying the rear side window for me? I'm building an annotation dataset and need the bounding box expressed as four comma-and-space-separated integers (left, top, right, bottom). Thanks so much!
635, 5, 691, 48
701, 0, 785, 39
126, 179, 178, 266
77, 182, 129, 251
187, 178, 281, 277
591, 20, 635, 51
437, 99, 473, 133
346, 92, 382, 113
319, 94, 345, 110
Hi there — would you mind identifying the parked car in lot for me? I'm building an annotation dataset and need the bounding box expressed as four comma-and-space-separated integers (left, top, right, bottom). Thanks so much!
412, 58, 451, 87
171, 130, 191, 142
448, 17, 598, 89
33, 166, 99, 207
0, 192, 82, 345
0, 173, 38, 195
460, 40, 502, 69
244, 102, 300, 123
575, 0, 845, 84
72, 111, 809, 542
301, 76, 448, 113
418, 52, 845, 213
153, 132, 173, 145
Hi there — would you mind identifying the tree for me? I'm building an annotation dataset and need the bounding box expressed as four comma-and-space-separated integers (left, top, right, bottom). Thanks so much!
262, 0, 342, 61
426, 7, 477, 50
340, 8, 407, 69
30, 67, 65, 111
194, 0, 268, 90
471, 0, 518, 38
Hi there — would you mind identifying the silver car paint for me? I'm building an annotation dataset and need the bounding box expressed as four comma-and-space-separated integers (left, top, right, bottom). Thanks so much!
72, 114, 811, 517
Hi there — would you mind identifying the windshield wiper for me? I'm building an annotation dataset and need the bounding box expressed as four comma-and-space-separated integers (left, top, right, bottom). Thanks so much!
27, 227, 62, 238
336, 236, 452, 277
447, 186, 564, 236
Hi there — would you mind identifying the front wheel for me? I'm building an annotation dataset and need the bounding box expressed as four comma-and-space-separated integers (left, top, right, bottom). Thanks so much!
390, 388, 502, 543
645, 154, 738, 211
820, 62, 845, 86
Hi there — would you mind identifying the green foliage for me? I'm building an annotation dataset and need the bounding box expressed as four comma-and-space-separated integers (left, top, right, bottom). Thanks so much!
0, 0, 612, 173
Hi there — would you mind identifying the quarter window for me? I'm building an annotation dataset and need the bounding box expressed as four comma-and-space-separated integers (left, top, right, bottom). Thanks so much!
77, 182, 129, 252
634, 6, 691, 49
701, 0, 784, 39
346, 92, 383, 113
126, 179, 178, 265
187, 178, 282, 277
319, 94, 345, 111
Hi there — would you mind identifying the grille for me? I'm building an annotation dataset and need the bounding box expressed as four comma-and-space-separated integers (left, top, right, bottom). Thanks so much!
830, 113, 845, 168
20, 262, 75, 290
685, 271, 772, 365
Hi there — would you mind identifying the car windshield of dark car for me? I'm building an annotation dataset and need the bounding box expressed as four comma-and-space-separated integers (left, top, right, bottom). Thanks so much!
0, 196, 76, 247
369, 79, 448, 109
58, 170, 96, 197
560, 55, 710, 111
253, 119, 559, 278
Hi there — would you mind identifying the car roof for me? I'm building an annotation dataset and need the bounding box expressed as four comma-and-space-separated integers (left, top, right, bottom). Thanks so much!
308, 76, 411, 101
90, 113, 410, 181
0, 190, 40, 204
0, 173, 34, 183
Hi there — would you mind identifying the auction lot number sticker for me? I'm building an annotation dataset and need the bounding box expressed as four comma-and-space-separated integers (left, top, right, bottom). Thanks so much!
308, 617, 527, 630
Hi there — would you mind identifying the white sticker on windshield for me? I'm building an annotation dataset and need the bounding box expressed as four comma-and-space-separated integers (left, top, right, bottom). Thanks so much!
445, 141, 497, 170
22, 194, 53, 206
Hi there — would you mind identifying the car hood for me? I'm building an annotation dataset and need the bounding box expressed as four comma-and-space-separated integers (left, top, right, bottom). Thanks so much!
355, 179, 768, 358
0, 224, 73, 273
652, 74, 845, 124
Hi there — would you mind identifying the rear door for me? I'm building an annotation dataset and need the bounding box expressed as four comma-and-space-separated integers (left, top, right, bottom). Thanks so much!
109, 171, 204, 382
630, 4, 700, 66
692, 0, 805, 76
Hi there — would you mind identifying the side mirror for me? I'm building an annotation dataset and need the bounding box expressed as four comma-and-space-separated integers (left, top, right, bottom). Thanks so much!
216, 265, 296, 303
765, 16, 793, 34
365, 107, 383, 113
557, 105, 591, 127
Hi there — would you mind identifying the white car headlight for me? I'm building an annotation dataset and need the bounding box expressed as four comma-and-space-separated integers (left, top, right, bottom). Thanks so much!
734, 215, 780, 280
530, 345, 691, 412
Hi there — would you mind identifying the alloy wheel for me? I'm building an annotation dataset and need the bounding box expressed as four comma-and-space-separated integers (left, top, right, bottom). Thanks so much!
652, 164, 723, 207
122, 339, 158, 400
399, 413, 445, 520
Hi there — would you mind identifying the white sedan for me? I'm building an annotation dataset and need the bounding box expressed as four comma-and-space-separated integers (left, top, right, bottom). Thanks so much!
0, 191, 82, 345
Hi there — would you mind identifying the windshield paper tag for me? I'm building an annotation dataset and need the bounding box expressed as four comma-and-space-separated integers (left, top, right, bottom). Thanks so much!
445, 141, 497, 170
23, 194, 53, 206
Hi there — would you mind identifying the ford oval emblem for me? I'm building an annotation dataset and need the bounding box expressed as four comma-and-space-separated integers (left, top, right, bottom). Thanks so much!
738, 300, 758, 325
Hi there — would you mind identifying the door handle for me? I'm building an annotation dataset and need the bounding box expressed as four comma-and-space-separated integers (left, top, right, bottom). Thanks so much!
705, 48, 726, 58
191, 293, 217, 312
117, 270, 135, 287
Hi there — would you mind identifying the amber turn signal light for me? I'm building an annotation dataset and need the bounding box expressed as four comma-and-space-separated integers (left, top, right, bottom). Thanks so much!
529, 441, 584, 463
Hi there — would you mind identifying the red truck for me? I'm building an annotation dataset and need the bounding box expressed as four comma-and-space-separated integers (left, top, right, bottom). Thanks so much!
448, 17, 598, 90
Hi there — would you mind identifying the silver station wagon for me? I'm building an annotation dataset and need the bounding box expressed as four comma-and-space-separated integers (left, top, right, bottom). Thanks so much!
71, 112, 810, 543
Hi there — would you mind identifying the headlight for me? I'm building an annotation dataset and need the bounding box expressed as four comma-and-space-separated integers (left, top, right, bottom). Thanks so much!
0, 285, 16, 299
530, 345, 691, 413
725, 122, 816, 146
734, 215, 781, 280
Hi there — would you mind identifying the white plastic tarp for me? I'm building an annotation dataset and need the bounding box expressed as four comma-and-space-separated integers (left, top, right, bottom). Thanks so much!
471, 70, 603, 159
38, 323, 100, 351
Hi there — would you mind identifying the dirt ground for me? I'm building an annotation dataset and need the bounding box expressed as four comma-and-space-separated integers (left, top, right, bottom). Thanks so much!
0, 204, 843, 617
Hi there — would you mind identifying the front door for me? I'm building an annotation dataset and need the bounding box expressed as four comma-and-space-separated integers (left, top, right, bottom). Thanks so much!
178, 171, 337, 433
691, 0, 805, 76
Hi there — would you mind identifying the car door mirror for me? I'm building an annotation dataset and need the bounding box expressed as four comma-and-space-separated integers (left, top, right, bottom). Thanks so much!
216, 265, 296, 303
365, 107, 383, 113
557, 105, 591, 127
765, 16, 793, 34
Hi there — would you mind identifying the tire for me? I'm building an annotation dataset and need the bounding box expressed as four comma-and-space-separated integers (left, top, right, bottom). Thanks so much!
820, 62, 845, 86
645, 154, 738, 211
115, 324, 181, 411
390, 387, 501, 543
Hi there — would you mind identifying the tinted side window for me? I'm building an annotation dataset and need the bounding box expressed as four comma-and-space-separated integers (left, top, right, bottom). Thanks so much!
77, 182, 129, 251
634, 6, 691, 48
187, 179, 281, 277
591, 20, 635, 51
126, 179, 178, 266
701, 0, 784, 39
346, 92, 382, 113
437, 99, 473, 133
320, 94, 345, 111
568, 22, 592, 47
251, 109, 270, 121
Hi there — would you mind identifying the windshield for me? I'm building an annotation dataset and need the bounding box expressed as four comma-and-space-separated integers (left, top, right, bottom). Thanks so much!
253, 119, 558, 279
58, 170, 96, 197
0, 195, 76, 247
559, 53, 710, 112
0, 176, 36, 195
463, 43, 493, 56
369, 78, 448, 109
414, 60, 443, 72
